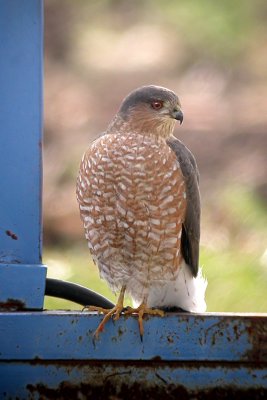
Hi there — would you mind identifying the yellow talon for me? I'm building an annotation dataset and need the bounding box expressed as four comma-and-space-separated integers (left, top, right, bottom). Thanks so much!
84, 286, 126, 339
125, 303, 164, 339
83, 287, 164, 340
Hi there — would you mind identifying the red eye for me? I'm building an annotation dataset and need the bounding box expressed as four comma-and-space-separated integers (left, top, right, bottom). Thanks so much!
151, 101, 163, 110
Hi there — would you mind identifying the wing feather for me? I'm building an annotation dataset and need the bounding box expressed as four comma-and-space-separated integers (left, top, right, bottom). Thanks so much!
166, 136, 200, 277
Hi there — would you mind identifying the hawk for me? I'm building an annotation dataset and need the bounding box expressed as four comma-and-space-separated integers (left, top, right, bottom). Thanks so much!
76, 85, 207, 338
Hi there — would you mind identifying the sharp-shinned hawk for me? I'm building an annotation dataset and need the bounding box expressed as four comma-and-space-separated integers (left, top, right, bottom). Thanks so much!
76, 85, 207, 338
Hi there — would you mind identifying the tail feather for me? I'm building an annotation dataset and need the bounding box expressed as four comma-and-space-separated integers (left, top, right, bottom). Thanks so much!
144, 261, 207, 312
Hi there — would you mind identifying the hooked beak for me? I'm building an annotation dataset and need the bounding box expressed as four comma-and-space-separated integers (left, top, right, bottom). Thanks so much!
171, 108, 184, 125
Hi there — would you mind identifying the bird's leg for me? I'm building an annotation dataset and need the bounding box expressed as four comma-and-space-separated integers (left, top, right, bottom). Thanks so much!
124, 300, 164, 339
84, 285, 126, 339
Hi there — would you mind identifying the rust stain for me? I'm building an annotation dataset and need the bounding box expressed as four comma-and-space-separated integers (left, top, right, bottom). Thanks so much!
167, 335, 174, 343
26, 379, 267, 400
151, 356, 162, 361
23, 360, 267, 398
245, 318, 267, 362
0, 298, 25, 311
5, 230, 18, 240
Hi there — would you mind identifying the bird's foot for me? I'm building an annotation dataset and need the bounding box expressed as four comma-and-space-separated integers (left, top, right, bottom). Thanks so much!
124, 304, 164, 339
89, 304, 124, 339
84, 286, 126, 339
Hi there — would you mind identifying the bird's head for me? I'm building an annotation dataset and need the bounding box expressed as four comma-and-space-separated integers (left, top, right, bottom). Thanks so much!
117, 85, 183, 138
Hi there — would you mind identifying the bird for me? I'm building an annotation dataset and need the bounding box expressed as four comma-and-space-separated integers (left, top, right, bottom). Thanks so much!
76, 85, 207, 339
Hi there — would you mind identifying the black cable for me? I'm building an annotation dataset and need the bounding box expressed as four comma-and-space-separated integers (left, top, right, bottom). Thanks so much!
45, 278, 115, 309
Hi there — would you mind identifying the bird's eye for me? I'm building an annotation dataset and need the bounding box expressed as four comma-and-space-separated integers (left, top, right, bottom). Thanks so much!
151, 100, 163, 110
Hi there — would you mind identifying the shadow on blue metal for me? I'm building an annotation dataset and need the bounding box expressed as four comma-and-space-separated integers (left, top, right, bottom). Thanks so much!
0, 311, 266, 398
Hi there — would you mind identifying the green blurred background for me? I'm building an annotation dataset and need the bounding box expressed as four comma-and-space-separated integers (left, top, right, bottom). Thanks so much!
43, 0, 267, 312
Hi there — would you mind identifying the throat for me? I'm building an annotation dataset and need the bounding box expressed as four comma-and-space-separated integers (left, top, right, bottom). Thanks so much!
107, 115, 175, 139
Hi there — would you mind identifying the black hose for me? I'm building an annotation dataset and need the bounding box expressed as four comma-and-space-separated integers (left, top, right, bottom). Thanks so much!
45, 278, 115, 309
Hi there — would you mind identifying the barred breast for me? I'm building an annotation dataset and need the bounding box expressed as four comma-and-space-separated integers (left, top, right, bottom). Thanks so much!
76, 132, 187, 301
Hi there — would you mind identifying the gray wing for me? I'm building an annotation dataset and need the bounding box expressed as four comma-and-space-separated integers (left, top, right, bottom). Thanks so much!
166, 135, 200, 277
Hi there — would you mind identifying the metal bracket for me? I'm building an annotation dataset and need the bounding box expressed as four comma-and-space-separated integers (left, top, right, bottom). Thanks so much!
0, 264, 47, 310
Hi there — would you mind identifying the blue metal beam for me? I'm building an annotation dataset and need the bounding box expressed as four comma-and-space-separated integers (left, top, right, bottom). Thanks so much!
0, 0, 46, 309
0, 312, 266, 397
0, 363, 266, 399
0, 312, 266, 362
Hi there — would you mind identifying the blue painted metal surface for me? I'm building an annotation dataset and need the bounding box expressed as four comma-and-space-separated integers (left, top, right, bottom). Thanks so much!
0, 0, 46, 309
0, 312, 266, 362
0, 311, 266, 398
0, 265, 46, 309
1, 363, 266, 399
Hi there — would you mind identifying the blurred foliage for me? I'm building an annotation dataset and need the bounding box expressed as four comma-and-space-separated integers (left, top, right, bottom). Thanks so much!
223, 186, 267, 232
44, 1, 267, 313
202, 247, 266, 312
153, 0, 261, 61
49, 0, 267, 67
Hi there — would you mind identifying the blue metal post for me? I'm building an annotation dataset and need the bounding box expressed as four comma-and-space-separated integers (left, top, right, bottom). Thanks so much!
0, 0, 46, 309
